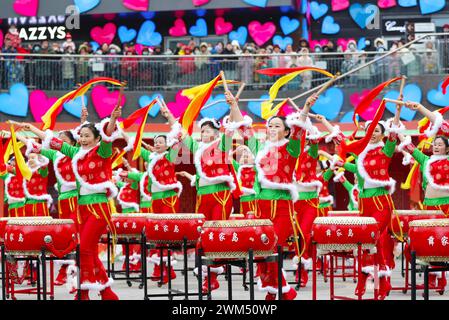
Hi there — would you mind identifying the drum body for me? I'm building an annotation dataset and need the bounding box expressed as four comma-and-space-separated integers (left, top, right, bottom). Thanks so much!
0, 217, 53, 244
393, 210, 445, 236
4, 218, 77, 257
409, 219, 449, 262
145, 214, 205, 245
199, 219, 277, 259
229, 214, 245, 220
312, 216, 380, 252
328, 211, 360, 217
111, 213, 151, 238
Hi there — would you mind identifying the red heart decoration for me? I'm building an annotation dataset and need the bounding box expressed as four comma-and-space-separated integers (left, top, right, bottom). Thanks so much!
169, 18, 188, 37
214, 17, 233, 36
167, 91, 191, 118
248, 21, 276, 46
91, 86, 127, 119
378, 0, 397, 9
90, 23, 117, 45
192, 0, 210, 6
122, 0, 149, 11
350, 90, 382, 121
29, 90, 59, 122
13, 0, 39, 17
331, 0, 350, 11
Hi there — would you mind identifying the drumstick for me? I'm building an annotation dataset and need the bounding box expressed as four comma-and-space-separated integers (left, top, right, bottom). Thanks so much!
235, 83, 246, 100
287, 98, 301, 112
393, 76, 407, 125
315, 73, 340, 97
220, 71, 230, 93
384, 98, 406, 106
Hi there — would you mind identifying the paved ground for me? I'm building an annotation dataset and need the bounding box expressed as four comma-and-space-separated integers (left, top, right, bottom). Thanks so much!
3, 254, 448, 301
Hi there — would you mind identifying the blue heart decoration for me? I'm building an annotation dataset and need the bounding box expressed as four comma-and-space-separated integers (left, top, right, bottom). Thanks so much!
398, 0, 417, 7
118, 26, 137, 43
141, 12, 155, 19
189, 18, 208, 37
419, 0, 445, 14
427, 82, 449, 107
357, 37, 367, 50
90, 41, 100, 52
0, 83, 29, 117
272, 35, 293, 51
280, 6, 294, 13
200, 95, 230, 120
63, 96, 88, 118
242, 0, 268, 7
384, 84, 422, 121
139, 94, 163, 118
196, 9, 207, 16
247, 95, 270, 119
136, 20, 162, 46
229, 26, 248, 46
310, 1, 329, 20
340, 111, 357, 123
280, 16, 300, 35
321, 16, 340, 35
349, 3, 379, 29
74, 0, 101, 13
311, 87, 344, 121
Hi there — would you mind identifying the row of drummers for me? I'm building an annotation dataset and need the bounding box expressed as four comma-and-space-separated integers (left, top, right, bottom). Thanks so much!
1, 94, 449, 300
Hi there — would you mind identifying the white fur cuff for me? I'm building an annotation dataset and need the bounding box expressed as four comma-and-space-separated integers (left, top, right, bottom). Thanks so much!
424, 112, 443, 138
397, 136, 412, 152
325, 125, 341, 143
222, 115, 253, 131
96, 118, 122, 143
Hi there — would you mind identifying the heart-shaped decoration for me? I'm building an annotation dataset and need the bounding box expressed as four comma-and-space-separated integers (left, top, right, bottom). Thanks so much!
29, 90, 58, 122
175, 10, 185, 18
103, 13, 116, 20
340, 111, 356, 123
0, 83, 29, 117
74, 0, 100, 13
310, 1, 329, 20
248, 21, 276, 46
141, 11, 155, 19
91, 86, 127, 119
196, 9, 207, 16
90, 23, 117, 45
215, 17, 233, 36
189, 18, 208, 37
90, 41, 100, 52
427, 81, 449, 107
336, 38, 355, 51
378, 0, 397, 9
167, 91, 191, 119
349, 3, 379, 29
242, 0, 268, 7
272, 35, 293, 51
0, 30, 3, 49
13, 0, 39, 17
169, 18, 188, 37
384, 84, 422, 121
122, 0, 149, 11
398, 0, 417, 7
419, 0, 445, 14
310, 38, 329, 49
229, 26, 248, 46
321, 15, 340, 34
118, 26, 137, 43
200, 95, 230, 120
192, 0, 210, 6
311, 88, 344, 121
247, 95, 270, 119
136, 20, 162, 46
139, 94, 163, 118
357, 37, 367, 50
280, 6, 294, 13
63, 96, 88, 118
331, 0, 350, 11
280, 16, 300, 35
350, 90, 381, 121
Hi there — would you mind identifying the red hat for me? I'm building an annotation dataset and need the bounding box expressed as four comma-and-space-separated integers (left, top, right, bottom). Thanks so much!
66, 33, 72, 39
443, 24, 449, 29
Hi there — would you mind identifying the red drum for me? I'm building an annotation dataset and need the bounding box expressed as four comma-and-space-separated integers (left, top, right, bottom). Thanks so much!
312, 216, 380, 252
199, 219, 277, 259
4, 219, 77, 257
408, 219, 449, 262
0, 217, 52, 244
229, 213, 245, 220
111, 213, 152, 238
392, 210, 445, 236
328, 211, 360, 217
145, 214, 205, 245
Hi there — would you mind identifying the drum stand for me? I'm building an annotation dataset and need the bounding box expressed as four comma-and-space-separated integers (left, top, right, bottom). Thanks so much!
410, 251, 449, 300
198, 245, 284, 301
143, 236, 200, 300
104, 232, 145, 289
322, 253, 357, 284
311, 243, 379, 300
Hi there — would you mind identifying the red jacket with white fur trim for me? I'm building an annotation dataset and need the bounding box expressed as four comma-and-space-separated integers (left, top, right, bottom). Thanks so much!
23, 161, 52, 207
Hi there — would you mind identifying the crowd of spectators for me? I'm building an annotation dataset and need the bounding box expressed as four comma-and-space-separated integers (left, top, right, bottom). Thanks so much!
1, 23, 448, 91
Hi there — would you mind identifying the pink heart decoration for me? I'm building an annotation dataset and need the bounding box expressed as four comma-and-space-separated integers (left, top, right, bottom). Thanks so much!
91, 86, 127, 119
310, 39, 329, 49
378, 0, 397, 8
0, 30, 3, 49
331, 0, 350, 11
103, 14, 117, 20
169, 18, 188, 37
248, 21, 276, 46
90, 23, 117, 45
350, 90, 381, 121
29, 90, 59, 122
214, 17, 233, 36
122, 0, 149, 11
167, 91, 191, 118
336, 38, 355, 51
175, 11, 185, 18
13, 0, 39, 17
192, 0, 210, 6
